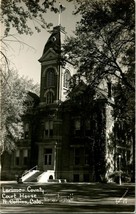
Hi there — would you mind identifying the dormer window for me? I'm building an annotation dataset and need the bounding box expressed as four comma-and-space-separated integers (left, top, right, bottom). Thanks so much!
63, 70, 71, 88
46, 68, 55, 87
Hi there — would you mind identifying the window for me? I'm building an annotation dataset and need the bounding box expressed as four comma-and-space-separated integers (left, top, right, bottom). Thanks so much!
84, 148, 89, 165
44, 121, 53, 137
46, 91, 54, 104
24, 123, 29, 139
40, 122, 44, 139
45, 121, 49, 136
83, 174, 89, 182
44, 148, 52, 165
126, 150, 130, 163
44, 90, 55, 104
74, 148, 80, 165
23, 149, 28, 165
15, 150, 20, 166
63, 70, 71, 88
46, 68, 55, 87
74, 119, 81, 135
73, 174, 79, 182
85, 120, 90, 130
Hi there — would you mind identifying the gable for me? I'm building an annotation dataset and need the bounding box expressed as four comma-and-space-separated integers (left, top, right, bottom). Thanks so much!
25, 91, 40, 107
38, 48, 58, 63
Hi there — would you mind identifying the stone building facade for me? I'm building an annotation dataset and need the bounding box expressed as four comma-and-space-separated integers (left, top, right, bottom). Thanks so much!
1, 25, 132, 182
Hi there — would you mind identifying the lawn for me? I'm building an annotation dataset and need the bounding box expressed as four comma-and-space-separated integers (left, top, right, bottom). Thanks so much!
0, 182, 135, 213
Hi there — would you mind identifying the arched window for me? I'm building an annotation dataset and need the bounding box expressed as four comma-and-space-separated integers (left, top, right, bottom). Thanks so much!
63, 70, 71, 88
46, 68, 55, 87
46, 91, 54, 104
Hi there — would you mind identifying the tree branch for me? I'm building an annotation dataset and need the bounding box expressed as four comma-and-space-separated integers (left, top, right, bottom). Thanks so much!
114, 60, 135, 91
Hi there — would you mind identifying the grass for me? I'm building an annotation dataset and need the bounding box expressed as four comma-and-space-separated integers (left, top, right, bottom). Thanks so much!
0, 182, 135, 213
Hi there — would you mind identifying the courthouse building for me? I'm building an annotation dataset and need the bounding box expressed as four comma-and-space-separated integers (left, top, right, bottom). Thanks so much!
1, 25, 132, 182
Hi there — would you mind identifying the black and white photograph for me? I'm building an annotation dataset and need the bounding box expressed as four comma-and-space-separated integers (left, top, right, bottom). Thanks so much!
0, 0, 135, 213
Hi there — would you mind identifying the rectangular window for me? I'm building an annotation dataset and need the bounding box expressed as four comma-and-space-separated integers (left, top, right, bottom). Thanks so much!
25, 123, 29, 131
75, 120, 80, 130
44, 148, 52, 165
25, 132, 29, 139
75, 157, 80, 165
74, 148, 80, 165
85, 120, 91, 135
126, 150, 130, 162
73, 174, 79, 182
40, 122, 44, 139
45, 129, 49, 136
84, 148, 89, 165
50, 121, 53, 137
23, 149, 28, 165
85, 120, 90, 130
83, 174, 89, 182
74, 119, 81, 136
24, 123, 29, 139
44, 121, 53, 137
15, 150, 20, 166
45, 121, 49, 136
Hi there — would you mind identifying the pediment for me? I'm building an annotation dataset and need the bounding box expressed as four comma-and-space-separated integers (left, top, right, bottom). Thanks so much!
39, 48, 58, 62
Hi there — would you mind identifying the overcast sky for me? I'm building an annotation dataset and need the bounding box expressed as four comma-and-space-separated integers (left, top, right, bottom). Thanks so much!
5, 0, 80, 84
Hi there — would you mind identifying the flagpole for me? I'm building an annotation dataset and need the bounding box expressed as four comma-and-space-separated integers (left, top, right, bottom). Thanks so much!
58, 3, 66, 26
58, 3, 61, 26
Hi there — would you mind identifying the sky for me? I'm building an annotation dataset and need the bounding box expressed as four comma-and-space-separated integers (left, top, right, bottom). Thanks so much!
4, 0, 80, 84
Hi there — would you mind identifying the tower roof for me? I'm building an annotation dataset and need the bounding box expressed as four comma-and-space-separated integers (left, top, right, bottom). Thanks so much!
43, 26, 66, 55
